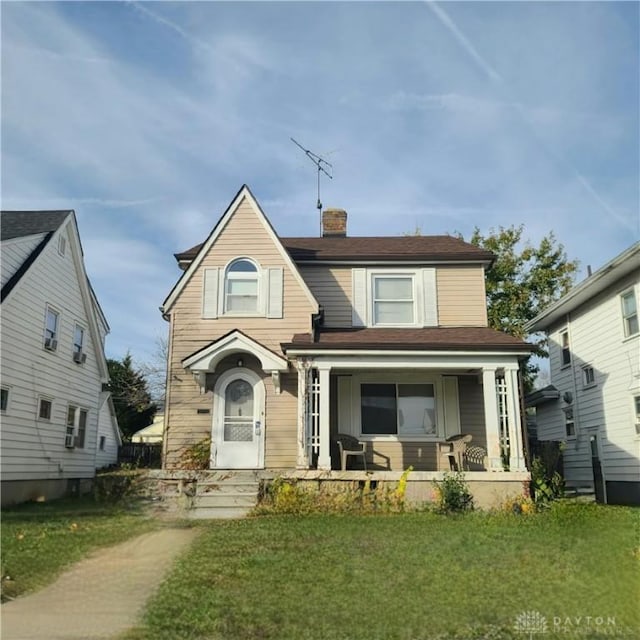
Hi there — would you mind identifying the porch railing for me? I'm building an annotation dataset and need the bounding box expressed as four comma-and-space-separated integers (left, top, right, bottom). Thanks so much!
496, 376, 510, 464
307, 368, 321, 465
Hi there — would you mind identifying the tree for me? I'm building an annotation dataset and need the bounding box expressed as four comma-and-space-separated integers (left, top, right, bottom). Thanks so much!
107, 353, 157, 441
138, 335, 169, 406
459, 225, 579, 389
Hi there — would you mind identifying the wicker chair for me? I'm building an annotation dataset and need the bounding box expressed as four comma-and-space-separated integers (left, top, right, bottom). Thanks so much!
438, 434, 472, 471
333, 434, 367, 471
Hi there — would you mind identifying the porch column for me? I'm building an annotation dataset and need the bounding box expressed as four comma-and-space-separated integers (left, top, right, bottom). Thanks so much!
482, 367, 503, 471
506, 367, 527, 471
317, 364, 332, 470
296, 359, 310, 469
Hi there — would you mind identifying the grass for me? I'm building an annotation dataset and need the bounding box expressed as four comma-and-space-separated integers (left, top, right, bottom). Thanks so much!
124, 502, 639, 640
1, 496, 160, 602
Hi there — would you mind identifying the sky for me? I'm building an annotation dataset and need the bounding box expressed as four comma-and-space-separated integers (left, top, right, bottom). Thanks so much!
2, 1, 639, 367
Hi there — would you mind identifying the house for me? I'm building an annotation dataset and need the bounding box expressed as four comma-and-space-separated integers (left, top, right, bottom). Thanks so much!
131, 412, 164, 444
160, 185, 533, 505
526, 242, 640, 506
1, 210, 120, 506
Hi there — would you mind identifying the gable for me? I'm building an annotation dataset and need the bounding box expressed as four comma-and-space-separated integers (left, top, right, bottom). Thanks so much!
162, 185, 318, 315
1, 214, 109, 381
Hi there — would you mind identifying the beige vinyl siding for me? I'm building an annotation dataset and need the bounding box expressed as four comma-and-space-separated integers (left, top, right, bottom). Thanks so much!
298, 264, 488, 329
299, 266, 352, 327
437, 266, 488, 326
165, 197, 314, 469
363, 441, 438, 471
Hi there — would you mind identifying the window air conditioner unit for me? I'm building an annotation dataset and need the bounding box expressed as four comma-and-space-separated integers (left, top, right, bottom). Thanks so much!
65, 430, 75, 448
73, 350, 87, 364
44, 338, 58, 351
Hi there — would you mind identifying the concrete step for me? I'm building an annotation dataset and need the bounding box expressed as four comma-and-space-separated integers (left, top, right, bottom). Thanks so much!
193, 492, 258, 508
189, 506, 254, 519
196, 481, 259, 495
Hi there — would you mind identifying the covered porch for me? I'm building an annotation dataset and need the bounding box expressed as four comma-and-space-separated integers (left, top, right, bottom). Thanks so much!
289, 350, 528, 475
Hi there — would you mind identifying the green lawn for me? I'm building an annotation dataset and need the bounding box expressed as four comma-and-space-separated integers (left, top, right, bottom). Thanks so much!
126, 503, 639, 640
1, 496, 159, 602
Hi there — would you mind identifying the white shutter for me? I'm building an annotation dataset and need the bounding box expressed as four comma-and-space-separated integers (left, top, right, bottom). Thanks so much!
352, 269, 367, 327
422, 268, 438, 327
202, 268, 219, 319
267, 267, 284, 318
217, 269, 226, 316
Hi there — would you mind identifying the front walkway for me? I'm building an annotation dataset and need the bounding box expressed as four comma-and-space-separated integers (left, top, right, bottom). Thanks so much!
1, 527, 198, 640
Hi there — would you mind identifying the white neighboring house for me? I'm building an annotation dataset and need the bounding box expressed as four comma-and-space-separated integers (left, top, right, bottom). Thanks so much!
1, 210, 121, 506
526, 242, 640, 505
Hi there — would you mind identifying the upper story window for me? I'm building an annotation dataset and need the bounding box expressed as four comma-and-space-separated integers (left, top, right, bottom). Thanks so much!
202, 261, 283, 320
621, 290, 638, 338
560, 330, 570, 366
58, 235, 67, 256
225, 259, 259, 314
1, 387, 9, 413
582, 365, 595, 388
352, 268, 437, 328
372, 276, 415, 325
73, 325, 87, 364
44, 306, 59, 351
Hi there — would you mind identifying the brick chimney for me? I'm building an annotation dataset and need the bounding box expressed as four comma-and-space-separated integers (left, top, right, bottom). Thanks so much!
322, 208, 347, 237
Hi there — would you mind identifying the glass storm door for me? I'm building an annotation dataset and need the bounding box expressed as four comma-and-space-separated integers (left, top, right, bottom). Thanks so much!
214, 373, 264, 469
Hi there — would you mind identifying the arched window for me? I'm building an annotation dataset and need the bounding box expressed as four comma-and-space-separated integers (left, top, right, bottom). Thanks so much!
225, 259, 258, 313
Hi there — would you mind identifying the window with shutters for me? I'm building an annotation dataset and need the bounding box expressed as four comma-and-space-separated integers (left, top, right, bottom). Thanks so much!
351, 268, 437, 328
202, 259, 283, 320
225, 259, 259, 313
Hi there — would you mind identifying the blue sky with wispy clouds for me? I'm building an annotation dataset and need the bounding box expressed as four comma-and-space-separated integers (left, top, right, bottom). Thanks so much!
2, 1, 638, 365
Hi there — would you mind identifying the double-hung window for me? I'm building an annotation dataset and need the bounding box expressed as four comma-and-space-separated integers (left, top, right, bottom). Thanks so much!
621, 290, 638, 338
361, 383, 437, 436
1, 387, 9, 413
225, 259, 259, 313
372, 275, 415, 325
44, 307, 59, 350
560, 330, 571, 366
66, 405, 88, 448
564, 407, 576, 438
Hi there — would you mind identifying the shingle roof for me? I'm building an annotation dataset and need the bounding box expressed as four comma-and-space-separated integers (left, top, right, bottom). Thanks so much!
1, 210, 72, 241
283, 327, 533, 352
175, 235, 494, 264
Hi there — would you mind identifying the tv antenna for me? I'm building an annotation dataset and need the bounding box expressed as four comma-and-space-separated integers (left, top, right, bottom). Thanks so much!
291, 138, 333, 230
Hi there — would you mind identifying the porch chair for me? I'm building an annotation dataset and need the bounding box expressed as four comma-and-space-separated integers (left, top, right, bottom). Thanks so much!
464, 445, 489, 470
333, 434, 367, 471
438, 434, 472, 471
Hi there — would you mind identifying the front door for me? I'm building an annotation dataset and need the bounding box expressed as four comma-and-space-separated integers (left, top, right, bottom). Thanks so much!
213, 369, 265, 469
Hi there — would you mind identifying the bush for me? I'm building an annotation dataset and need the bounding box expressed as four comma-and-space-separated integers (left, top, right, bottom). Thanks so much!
254, 467, 414, 515
432, 472, 474, 513
178, 438, 211, 470
530, 455, 564, 506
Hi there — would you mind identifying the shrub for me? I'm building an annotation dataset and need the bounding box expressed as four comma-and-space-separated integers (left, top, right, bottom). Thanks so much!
530, 455, 564, 506
178, 438, 211, 470
432, 472, 474, 513
254, 467, 414, 515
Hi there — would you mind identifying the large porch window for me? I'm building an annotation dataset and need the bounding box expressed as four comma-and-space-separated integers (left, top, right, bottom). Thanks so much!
360, 383, 436, 436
